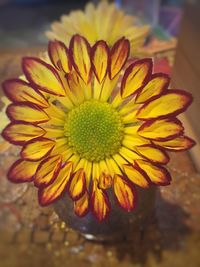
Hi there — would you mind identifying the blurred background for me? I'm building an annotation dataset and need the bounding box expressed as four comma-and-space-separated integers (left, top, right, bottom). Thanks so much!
0, 1, 200, 267
0, 0, 185, 48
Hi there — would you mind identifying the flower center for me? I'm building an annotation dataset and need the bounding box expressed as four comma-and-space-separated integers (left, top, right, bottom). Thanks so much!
64, 100, 124, 162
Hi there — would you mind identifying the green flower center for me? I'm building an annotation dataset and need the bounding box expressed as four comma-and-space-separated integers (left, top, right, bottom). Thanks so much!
64, 100, 124, 162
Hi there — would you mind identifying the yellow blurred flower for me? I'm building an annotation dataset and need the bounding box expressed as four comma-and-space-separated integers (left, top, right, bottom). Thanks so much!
46, 1, 150, 56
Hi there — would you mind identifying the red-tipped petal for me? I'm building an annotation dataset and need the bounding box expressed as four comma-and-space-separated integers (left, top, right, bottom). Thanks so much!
22, 57, 66, 96
91, 181, 111, 221
137, 89, 193, 120
2, 78, 49, 108
135, 144, 169, 165
21, 137, 55, 161
2, 122, 46, 145
69, 34, 91, 84
114, 174, 137, 212
34, 155, 62, 187
98, 172, 113, 190
123, 163, 150, 188
109, 37, 130, 79
155, 136, 196, 151
136, 159, 171, 186
38, 161, 72, 206
68, 168, 86, 201
91, 40, 109, 83
121, 58, 152, 98
48, 40, 71, 73
74, 191, 90, 217
138, 118, 184, 141
7, 103, 49, 124
8, 159, 40, 183
135, 73, 170, 103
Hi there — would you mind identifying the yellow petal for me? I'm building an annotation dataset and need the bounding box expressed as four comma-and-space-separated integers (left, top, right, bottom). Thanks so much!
121, 58, 152, 98
21, 137, 55, 161
8, 159, 40, 183
105, 157, 122, 176
137, 90, 193, 120
69, 34, 91, 84
91, 40, 109, 83
68, 168, 86, 200
100, 73, 119, 102
3, 79, 49, 108
98, 172, 113, 190
138, 118, 184, 141
135, 145, 169, 164
67, 70, 85, 103
74, 192, 89, 217
135, 159, 171, 185
2, 123, 46, 145
113, 174, 137, 211
22, 57, 66, 96
48, 40, 71, 73
34, 155, 62, 187
135, 73, 170, 103
7, 103, 49, 124
122, 134, 150, 147
91, 180, 110, 221
122, 110, 138, 124
119, 146, 141, 163
109, 37, 130, 79
39, 161, 72, 205
44, 128, 64, 139
123, 164, 149, 188
154, 136, 195, 151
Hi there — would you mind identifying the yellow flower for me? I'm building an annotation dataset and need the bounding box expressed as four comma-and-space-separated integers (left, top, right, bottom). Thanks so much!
2, 35, 194, 221
46, 1, 150, 56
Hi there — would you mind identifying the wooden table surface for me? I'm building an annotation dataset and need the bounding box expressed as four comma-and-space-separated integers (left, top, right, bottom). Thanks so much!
0, 48, 200, 267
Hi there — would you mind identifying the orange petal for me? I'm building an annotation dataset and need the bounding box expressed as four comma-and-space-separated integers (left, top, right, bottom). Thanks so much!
135, 145, 169, 164
155, 136, 196, 151
123, 164, 150, 188
2, 123, 46, 145
22, 57, 66, 96
48, 41, 71, 73
91, 180, 111, 221
8, 159, 39, 183
98, 172, 113, 190
109, 37, 130, 79
135, 159, 171, 185
7, 103, 49, 124
3, 79, 49, 108
91, 40, 109, 83
74, 191, 89, 217
135, 73, 170, 103
121, 58, 152, 98
69, 34, 91, 84
34, 155, 62, 187
114, 174, 137, 211
39, 161, 72, 205
21, 137, 55, 161
68, 168, 86, 200
138, 118, 184, 141
137, 90, 193, 120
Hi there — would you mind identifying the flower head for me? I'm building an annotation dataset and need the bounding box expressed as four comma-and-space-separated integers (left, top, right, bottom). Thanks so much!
2, 35, 194, 221
46, 1, 150, 56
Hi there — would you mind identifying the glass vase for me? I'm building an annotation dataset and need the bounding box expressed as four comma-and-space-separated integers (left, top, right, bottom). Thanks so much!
54, 186, 157, 242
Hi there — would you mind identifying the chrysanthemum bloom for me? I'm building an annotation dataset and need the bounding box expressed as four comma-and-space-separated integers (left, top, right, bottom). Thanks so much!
2, 35, 195, 221
46, 1, 150, 56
